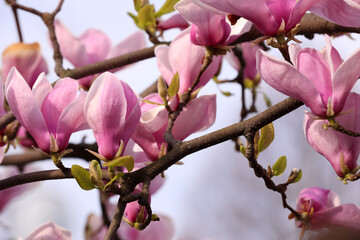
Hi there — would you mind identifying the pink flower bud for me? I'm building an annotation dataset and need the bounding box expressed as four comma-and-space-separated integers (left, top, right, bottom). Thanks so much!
84, 72, 140, 160
2, 42, 48, 88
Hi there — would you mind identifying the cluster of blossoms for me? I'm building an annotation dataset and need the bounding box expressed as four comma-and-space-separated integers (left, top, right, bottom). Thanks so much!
2, 0, 360, 239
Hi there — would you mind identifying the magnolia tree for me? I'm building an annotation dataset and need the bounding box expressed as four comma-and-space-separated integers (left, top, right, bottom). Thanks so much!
1, 0, 360, 239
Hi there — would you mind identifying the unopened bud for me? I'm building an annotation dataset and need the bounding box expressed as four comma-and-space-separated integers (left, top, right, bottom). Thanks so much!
157, 76, 168, 102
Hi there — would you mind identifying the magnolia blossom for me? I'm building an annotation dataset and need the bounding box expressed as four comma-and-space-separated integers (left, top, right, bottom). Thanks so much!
5, 67, 88, 153
22, 221, 72, 240
54, 20, 146, 89
257, 35, 360, 118
155, 28, 221, 94
175, 0, 251, 46
84, 72, 140, 160
1, 42, 48, 88
296, 187, 360, 231
86, 211, 174, 240
194, 0, 360, 36
226, 42, 262, 85
132, 93, 216, 161
157, 14, 190, 32
304, 93, 360, 178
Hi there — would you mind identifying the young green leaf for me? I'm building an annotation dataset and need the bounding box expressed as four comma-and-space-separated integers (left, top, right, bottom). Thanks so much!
272, 156, 287, 176
103, 155, 135, 172
137, 4, 156, 29
167, 72, 180, 98
71, 165, 95, 191
89, 160, 104, 189
154, 0, 180, 18
292, 169, 302, 183
134, 0, 148, 12
142, 99, 165, 106
127, 12, 139, 26
258, 123, 275, 153
262, 92, 272, 107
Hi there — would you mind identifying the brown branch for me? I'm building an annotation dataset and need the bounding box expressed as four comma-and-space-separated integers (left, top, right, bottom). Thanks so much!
61, 46, 157, 79
10, 0, 23, 42
104, 196, 127, 240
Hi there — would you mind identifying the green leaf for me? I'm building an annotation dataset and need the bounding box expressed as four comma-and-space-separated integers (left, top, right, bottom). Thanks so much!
103, 156, 134, 172
134, 0, 144, 12
221, 90, 232, 97
240, 145, 246, 156
167, 72, 180, 98
137, 4, 156, 29
293, 169, 302, 183
103, 173, 124, 190
272, 156, 287, 176
89, 160, 104, 189
154, 0, 180, 18
127, 12, 139, 26
71, 165, 95, 191
258, 123, 275, 153
142, 99, 165, 106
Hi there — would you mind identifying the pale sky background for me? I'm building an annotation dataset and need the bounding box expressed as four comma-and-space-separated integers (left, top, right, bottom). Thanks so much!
0, 1, 360, 240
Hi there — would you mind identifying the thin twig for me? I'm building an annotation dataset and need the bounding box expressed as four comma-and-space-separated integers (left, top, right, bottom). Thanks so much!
104, 197, 127, 240
10, 0, 23, 42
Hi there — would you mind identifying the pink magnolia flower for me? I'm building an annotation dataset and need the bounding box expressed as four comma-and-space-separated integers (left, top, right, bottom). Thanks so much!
23, 221, 72, 240
123, 192, 150, 227
175, 0, 252, 46
304, 93, 360, 178
1, 42, 48, 88
54, 20, 146, 89
155, 28, 221, 94
84, 72, 140, 160
86, 211, 174, 240
5, 67, 88, 154
157, 14, 190, 32
296, 187, 360, 232
194, 0, 360, 36
257, 35, 360, 118
226, 42, 262, 85
132, 93, 216, 161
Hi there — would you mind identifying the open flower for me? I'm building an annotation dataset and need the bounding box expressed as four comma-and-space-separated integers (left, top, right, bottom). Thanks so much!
54, 20, 146, 89
23, 221, 72, 240
295, 187, 360, 233
194, 0, 360, 36
175, 0, 251, 46
132, 93, 216, 161
257, 35, 360, 118
304, 93, 360, 178
5, 67, 88, 154
84, 72, 140, 160
155, 28, 221, 94
157, 14, 190, 32
1, 42, 48, 88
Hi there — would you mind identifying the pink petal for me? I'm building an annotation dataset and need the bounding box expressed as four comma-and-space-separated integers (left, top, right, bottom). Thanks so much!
288, 43, 302, 67
5, 67, 50, 151
79, 29, 112, 64
256, 50, 324, 116
296, 48, 332, 107
310, 204, 360, 231
1, 43, 48, 88
25, 221, 72, 240
331, 45, 360, 114
157, 14, 190, 31
194, 0, 278, 35
155, 45, 175, 84
286, 0, 321, 31
107, 31, 146, 60
41, 78, 79, 136
31, 73, 52, 107
85, 72, 138, 159
320, 35, 343, 78
310, 0, 360, 27
56, 90, 88, 151
173, 94, 216, 140
54, 19, 87, 67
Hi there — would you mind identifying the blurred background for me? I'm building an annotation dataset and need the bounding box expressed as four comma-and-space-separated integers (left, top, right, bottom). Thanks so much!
0, 1, 360, 239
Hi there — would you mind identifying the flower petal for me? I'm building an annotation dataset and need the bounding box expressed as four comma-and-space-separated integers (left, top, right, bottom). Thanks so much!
25, 221, 72, 240
5, 67, 50, 151
79, 29, 112, 64
256, 50, 324, 115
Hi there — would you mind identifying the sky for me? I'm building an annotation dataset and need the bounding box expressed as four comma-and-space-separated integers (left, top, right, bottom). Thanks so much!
1, 1, 360, 240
